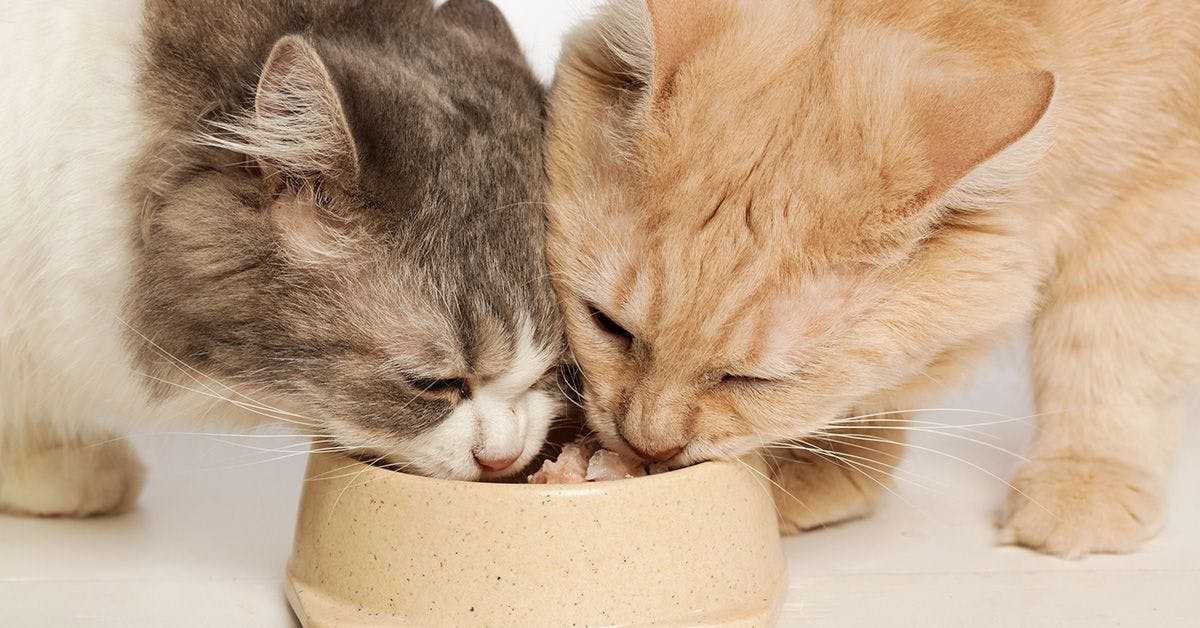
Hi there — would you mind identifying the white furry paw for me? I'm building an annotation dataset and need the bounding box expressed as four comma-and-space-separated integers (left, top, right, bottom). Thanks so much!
769, 449, 884, 534
998, 457, 1165, 559
0, 439, 145, 517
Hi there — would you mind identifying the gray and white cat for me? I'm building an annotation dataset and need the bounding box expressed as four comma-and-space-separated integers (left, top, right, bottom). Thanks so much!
0, 0, 562, 516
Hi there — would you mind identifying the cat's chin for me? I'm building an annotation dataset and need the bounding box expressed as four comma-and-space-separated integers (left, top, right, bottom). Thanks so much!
355, 453, 481, 482
350, 446, 544, 483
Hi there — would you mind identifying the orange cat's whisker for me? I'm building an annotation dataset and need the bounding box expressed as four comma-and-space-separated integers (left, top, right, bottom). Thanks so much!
733, 457, 798, 522
809, 432, 1058, 521
818, 424, 1032, 463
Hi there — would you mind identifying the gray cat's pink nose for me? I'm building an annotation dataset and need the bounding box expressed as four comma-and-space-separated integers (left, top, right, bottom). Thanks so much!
474, 453, 519, 472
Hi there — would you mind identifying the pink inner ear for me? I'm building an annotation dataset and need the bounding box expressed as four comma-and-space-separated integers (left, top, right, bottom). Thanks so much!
644, 0, 730, 94
913, 70, 1055, 200
249, 35, 358, 179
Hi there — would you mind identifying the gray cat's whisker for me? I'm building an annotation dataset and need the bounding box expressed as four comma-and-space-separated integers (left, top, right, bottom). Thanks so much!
204, 437, 334, 455
554, 379, 587, 409
197, 446, 348, 472
124, 335, 322, 428
120, 318, 325, 426
87, 431, 329, 449
130, 369, 319, 429
306, 459, 383, 483
219, 436, 340, 456
326, 454, 383, 513
322, 453, 395, 531
147, 431, 327, 440
308, 462, 412, 485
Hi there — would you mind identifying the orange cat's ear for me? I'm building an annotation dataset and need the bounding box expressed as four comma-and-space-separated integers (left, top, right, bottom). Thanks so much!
643, 0, 728, 94
581, 0, 736, 103
912, 70, 1055, 203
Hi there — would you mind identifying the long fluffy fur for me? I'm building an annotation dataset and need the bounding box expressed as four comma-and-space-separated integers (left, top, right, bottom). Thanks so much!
0, 0, 563, 516
200, 36, 357, 180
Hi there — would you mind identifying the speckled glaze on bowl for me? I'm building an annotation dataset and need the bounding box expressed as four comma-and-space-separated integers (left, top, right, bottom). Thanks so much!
286, 450, 787, 627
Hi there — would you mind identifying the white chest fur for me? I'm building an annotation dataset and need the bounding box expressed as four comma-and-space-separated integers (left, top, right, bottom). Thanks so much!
0, 0, 151, 440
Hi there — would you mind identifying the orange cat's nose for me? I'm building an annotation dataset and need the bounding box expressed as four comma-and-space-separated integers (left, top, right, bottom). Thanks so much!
616, 396, 693, 462
622, 438, 683, 463
641, 445, 682, 463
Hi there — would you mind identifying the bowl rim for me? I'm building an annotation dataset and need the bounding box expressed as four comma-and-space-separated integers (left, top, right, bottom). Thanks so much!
306, 450, 747, 496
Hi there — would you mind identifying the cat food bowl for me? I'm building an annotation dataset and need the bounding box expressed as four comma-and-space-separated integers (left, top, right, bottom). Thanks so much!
285, 449, 787, 626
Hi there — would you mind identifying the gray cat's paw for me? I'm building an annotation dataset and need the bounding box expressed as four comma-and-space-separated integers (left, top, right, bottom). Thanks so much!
998, 457, 1165, 559
0, 438, 145, 517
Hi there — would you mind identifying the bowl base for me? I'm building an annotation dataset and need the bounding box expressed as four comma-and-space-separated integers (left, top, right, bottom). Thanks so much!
286, 570, 786, 627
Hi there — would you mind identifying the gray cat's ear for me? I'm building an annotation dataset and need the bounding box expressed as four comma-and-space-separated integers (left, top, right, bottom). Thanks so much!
437, 0, 519, 47
211, 35, 359, 185
912, 70, 1055, 207
254, 35, 358, 181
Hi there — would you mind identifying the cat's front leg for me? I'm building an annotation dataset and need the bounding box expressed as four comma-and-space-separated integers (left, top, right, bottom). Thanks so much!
1002, 184, 1199, 558
767, 419, 907, 533
0, 430, 145, 517
999, 455, 1168, 558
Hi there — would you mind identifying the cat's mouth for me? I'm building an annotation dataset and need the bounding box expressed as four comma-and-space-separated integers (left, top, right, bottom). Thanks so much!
345, 447, 539, 482
328, 434, 541, 482
338, 447, 480, 481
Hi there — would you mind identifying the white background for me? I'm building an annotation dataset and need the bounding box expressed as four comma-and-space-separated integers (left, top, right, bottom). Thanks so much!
1, 1, 1196, 626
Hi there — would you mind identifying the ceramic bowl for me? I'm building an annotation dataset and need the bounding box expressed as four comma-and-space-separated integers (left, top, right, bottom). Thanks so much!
286, 450, 787, 627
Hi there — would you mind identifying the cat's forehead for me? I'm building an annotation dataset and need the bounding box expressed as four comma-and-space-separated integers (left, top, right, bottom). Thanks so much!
313, 13, 545, 230
334, 258, 556, 374
581, 246, 873, 375
577, 233, 766, 324
632, 29, 931, 248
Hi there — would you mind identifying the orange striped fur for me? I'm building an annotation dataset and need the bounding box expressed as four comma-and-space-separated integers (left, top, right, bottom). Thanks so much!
546, 0, 1200, 557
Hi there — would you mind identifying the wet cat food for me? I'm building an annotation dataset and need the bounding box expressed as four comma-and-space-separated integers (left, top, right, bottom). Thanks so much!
527, 439, 668, 483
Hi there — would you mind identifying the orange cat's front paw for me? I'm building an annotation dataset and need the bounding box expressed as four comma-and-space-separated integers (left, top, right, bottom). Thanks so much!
768, 449, 886, 534
998, 457, 1165, 559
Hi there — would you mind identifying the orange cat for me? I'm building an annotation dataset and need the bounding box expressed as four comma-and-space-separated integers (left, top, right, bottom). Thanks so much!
544, 0, 1200, 558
